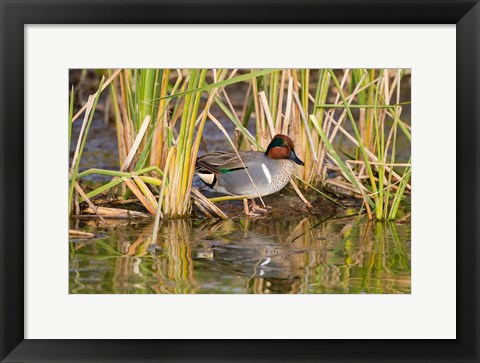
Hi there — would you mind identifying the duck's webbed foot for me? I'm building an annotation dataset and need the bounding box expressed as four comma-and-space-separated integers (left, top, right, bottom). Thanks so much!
243, 198, 270, 216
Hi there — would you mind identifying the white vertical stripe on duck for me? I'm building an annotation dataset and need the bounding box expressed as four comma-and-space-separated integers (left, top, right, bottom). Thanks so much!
261, 163, 272, 184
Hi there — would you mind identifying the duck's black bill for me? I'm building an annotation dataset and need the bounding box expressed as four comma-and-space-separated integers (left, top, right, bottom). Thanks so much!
290, 151, 305, 166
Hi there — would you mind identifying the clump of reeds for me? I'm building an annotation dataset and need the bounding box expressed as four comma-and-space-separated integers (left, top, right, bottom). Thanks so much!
69, 68, 410, 222
69, 69, 280, 221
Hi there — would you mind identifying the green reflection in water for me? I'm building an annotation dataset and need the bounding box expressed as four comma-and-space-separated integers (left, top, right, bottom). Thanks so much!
69, 216, 410, 294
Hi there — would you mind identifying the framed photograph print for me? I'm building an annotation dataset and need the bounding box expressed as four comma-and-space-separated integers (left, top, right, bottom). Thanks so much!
1, 0, 479, 362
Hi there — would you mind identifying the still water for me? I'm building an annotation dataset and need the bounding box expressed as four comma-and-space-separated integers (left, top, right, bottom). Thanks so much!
69, 215, 410, 294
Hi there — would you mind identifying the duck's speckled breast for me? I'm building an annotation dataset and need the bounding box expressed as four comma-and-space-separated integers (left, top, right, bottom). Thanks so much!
215, 153, 295, 197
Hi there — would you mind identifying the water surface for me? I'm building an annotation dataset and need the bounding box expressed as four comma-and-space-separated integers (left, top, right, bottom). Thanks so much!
69, 215, 411, 294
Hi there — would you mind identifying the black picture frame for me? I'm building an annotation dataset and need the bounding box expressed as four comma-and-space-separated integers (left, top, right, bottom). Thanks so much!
1, 1, 478, 362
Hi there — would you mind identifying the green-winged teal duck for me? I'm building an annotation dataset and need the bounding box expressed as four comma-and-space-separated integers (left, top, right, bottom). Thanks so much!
195, 134, 304, 210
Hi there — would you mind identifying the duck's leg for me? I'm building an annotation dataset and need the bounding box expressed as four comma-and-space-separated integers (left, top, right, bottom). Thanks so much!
250, 198, 269, 213
243, 198, 250, 215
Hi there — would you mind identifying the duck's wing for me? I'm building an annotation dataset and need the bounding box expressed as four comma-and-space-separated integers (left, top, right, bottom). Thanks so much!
195, 151, 249, 174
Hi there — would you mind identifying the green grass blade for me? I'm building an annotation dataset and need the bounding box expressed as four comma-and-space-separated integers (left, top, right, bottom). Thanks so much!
79, 178, 124, 203
214, 96, 261, 150
158, 69, 279, 101
68, 85, 74, 152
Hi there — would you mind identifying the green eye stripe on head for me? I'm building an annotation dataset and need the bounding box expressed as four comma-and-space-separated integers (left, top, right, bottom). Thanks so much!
270, 137, 286, 148
265, 136, 288, 155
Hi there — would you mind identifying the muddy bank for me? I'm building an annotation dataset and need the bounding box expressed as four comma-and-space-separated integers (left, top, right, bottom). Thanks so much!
79, 181, 399, 222
194, 179, 361, 219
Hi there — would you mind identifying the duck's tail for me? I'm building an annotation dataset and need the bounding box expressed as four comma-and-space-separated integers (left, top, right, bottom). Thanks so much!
195, 154, 220, 188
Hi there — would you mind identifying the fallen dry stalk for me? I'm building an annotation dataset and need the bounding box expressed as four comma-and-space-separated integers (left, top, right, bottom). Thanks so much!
69, 229, 95, 238
74, 182, 111, 229
83, 206, 150, 219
